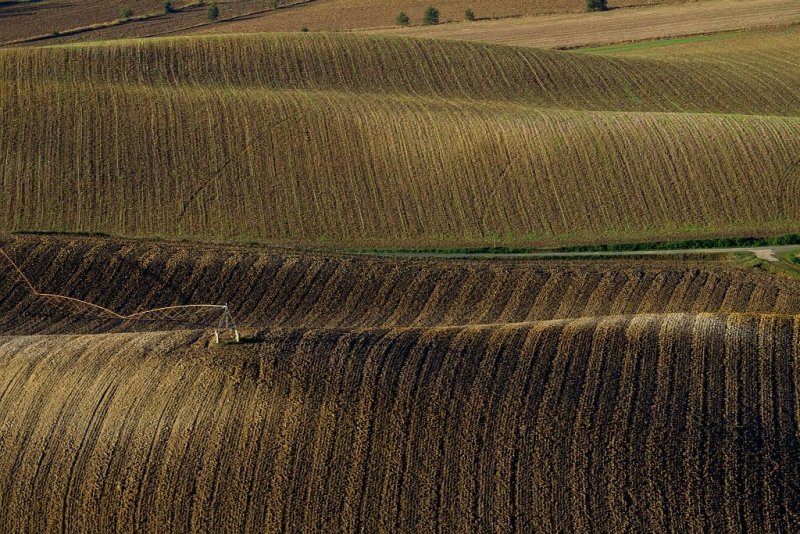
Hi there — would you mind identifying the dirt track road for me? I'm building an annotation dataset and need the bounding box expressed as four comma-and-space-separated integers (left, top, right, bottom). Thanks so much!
376, 245, 799, 263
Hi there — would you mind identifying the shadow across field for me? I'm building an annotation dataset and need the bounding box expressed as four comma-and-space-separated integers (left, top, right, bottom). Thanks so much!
0, 0, 62, 19
0, 0, 44, 6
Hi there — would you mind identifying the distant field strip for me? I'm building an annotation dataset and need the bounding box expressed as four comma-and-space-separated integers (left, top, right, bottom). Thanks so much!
185, 0, 687, 35
0, 0, 688, 46
1, 32, 799, 248
581, 24, 800, 67
377, 0, 800, 49
1, 312, 798, 531
0, 0, 317, 46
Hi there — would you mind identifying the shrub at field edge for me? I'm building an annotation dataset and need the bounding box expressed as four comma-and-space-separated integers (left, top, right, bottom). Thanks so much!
423, 6, 439, 25
587, 0, 608, 12
207, 4, 219, 21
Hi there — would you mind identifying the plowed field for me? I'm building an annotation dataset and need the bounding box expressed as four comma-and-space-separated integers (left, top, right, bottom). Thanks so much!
1, 236, 799, 531
3, 5, 800, 530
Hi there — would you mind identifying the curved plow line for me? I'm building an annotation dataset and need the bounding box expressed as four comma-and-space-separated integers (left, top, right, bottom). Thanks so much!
0, 247, 239, 342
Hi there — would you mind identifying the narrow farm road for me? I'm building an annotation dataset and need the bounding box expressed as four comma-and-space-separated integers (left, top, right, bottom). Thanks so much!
374, 245, 799, 263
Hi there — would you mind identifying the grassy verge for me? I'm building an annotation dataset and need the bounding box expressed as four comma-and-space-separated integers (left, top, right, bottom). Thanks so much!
751, 248, 800, 280
579, 32, 735, 54
554, 234, 800, 252
780, 248, 800, 269
8, 230, 800, 268
344, 234, 800, 256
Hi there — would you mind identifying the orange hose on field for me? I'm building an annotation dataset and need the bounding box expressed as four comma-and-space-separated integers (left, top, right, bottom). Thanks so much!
0, 247, 229, 321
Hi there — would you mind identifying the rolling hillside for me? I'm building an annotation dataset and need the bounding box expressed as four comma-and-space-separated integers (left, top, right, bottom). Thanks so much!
3, 1, 800, 531
1, 235, 799, 531
1, 32, 799, 249
2, 317, 798, 532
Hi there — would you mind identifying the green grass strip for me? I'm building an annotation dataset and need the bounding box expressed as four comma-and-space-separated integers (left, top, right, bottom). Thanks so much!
346, 234, 800, 256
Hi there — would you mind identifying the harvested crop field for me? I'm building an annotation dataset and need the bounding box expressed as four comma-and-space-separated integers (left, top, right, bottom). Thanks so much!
186, 0, 685, 36
584, 23, 800, 58
1, 235, 799, 531
0, 0, 686, 45
2, 32, 799, 249
0, 0, 168, 44
4, 2, 800, 529
0, 0, 315, 46
377, 0, 800, 49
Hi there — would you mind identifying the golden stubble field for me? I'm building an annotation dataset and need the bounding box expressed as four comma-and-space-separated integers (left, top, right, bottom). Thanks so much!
1, 32, 799, 249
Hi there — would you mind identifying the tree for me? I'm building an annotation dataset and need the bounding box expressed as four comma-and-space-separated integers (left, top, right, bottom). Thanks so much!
396, 11, 410, 26
423, 6, 439, 25
269, 0, 278, 8
464, 7, 475, 21
301, 25, 309, 32
120, 7, 134, 19
163, 0, 175, 13
586, 0, 608, 11
207, 3, 219, 21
